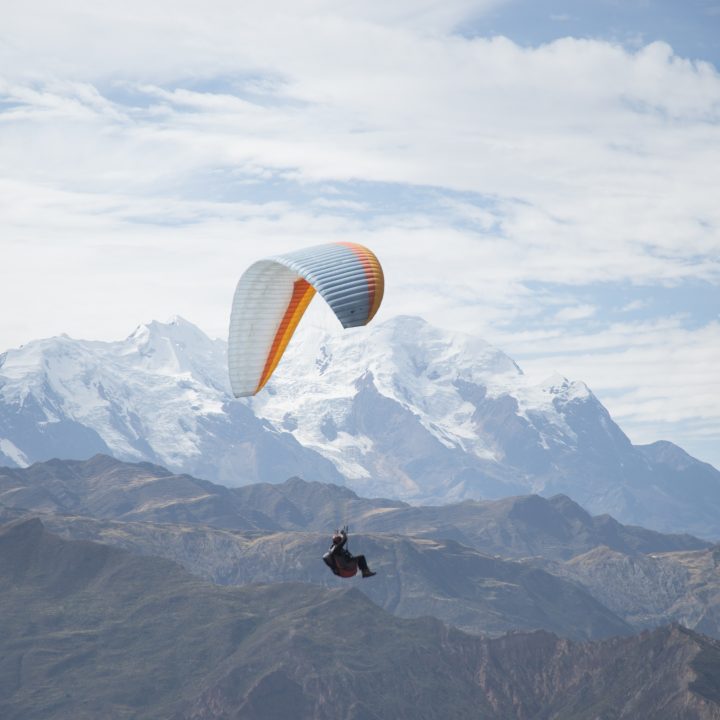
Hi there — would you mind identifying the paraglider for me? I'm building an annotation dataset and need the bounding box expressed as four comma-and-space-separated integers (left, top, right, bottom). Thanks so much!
323, 526, 376, 578
228, 242, 384, 397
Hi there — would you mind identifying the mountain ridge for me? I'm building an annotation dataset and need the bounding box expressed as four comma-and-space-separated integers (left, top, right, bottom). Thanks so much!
1, 315, 719, 536
0, 455, 708, 558
4, 455, 720, 641
3, 517, 720, 720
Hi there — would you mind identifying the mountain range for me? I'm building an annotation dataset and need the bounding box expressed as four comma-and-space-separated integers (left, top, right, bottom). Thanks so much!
3, 516, 720, 720
4, 455, 720, 642
1, 315, 719, 537
3, 314, 720, 718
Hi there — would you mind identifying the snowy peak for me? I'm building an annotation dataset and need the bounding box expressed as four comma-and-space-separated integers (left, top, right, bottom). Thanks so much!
249, 315, 615, 501
257, 314, 524, 415
539, 374, 591, 400
510, 374, 593, 421
0, 318, 343, 488
353, 314, 522, 385
263, 315, 521, 390
0, 318, 229, 420
0, 334, 97, 413
254, 316, 514, 447
126, 315, 214, 351
123, 316, 227, 387
0, 315, 622, 496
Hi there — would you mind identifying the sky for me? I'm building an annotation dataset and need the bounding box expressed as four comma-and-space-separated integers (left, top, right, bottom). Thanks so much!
1, 0, 719, 467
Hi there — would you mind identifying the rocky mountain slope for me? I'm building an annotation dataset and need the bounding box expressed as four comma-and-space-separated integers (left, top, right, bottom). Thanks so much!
1, 316, 718, 536
0, 456, 707, 559
530, 544, 720, 640
233, 477, 707, 560
0, 508, 631, 640
2, 518, 720, 720
3, 456, 719, 641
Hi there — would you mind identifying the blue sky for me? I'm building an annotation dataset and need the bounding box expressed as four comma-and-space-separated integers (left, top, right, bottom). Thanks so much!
0, 0, 718, 466
468, 0, 720, 63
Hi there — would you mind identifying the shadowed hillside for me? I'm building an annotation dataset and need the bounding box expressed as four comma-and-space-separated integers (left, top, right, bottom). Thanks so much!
1, 518, 720, 720
0, 509, 630, 640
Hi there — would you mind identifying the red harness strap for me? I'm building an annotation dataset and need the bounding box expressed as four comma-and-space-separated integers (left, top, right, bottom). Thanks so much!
336, 560, 358, 578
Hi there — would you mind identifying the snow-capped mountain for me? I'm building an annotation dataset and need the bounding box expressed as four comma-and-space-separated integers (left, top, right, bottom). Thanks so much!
0, 317, 343, 487
0, 315, 718, 537
252, 316, 596, 501
252, 316, 720, 537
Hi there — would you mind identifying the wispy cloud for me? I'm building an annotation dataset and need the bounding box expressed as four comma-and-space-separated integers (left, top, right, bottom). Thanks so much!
553, 304, 597, 322
0, 1, 718, 465
619, 299, 651, 312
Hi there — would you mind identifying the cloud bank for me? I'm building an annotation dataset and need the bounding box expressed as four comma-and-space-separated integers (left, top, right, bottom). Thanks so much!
1, 0, 718, 465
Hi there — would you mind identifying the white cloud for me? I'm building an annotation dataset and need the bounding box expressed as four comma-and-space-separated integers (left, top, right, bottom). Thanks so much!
0, 0, 505, 83
312, 197, 370, 211
619, 299, 650, 312
553, 304, 597, 322
0, 2, 718, 466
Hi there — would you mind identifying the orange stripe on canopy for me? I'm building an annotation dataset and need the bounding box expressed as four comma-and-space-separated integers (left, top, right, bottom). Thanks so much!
337, 242, 385, 323
255, 279, 316, 394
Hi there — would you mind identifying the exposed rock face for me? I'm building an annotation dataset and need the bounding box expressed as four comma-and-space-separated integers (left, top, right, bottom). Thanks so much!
534, 544, 720, 640
563, 547, 695, 625
2, 519, 720, 720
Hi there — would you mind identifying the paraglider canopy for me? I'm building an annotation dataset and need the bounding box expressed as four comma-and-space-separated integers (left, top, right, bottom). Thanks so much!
228, 242, 384, 397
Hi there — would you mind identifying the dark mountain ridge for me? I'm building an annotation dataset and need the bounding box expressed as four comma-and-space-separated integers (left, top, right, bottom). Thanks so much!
2, 518, 720, 720
0, 455, 708, 560
0, 507, 631, 640
4, 456, 719, 642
